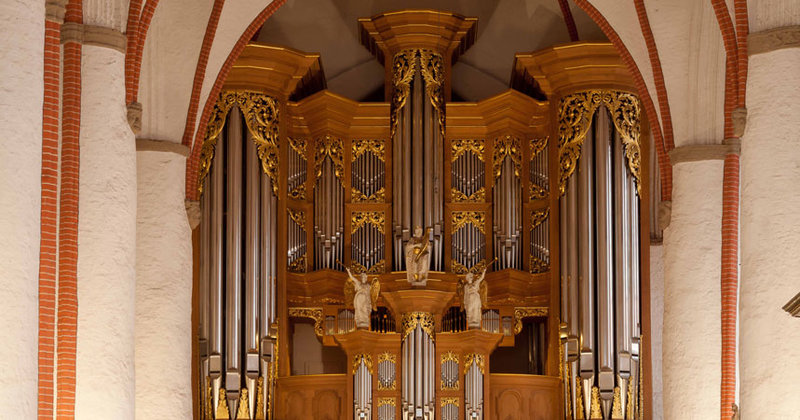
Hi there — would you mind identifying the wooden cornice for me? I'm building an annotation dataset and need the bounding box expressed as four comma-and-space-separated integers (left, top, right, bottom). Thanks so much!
446, 89, 549, 138
358, 9, 477, 65
512, 42, 635, 99
287, 90, 390, 139
223, 43, 326, 101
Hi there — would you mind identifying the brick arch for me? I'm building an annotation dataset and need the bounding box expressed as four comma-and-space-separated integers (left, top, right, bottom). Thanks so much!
572, 0, 673, 202
184, 0, 288, 201
125, 0, 160, 104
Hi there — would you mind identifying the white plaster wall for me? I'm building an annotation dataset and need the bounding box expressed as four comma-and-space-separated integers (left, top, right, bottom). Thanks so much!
739, 46, 800, 418
749, 0, 800, 32
135, 150, 193, 420
83, 0, 128, 32
0, 0, 43, 417
649, 244, 664, 420
646, 0, 726, 147
75, 45, 137, 419
139, 0, 212, 141
662, 160, 722, 420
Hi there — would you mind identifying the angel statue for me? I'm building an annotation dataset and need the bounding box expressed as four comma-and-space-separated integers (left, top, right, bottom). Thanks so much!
405, 226, 432, 286
344, 266, 380, 330
458, 266, 489, 329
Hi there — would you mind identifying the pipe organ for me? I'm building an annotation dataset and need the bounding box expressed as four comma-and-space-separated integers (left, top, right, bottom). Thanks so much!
195, 11, 649, 420
558, 91, 644, 419
390, 48, 445, 272
197, 92, 280, 419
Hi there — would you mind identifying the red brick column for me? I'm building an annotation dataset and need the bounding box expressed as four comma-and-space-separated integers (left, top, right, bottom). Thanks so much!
56, 1, 82, 418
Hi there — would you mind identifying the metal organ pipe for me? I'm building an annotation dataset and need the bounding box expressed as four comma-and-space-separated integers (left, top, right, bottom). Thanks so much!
245, 130, 260, 375
209, 111, 225, 383
225, 107, 243, 409
613, 121, 632, 386
577, 121, 595, 381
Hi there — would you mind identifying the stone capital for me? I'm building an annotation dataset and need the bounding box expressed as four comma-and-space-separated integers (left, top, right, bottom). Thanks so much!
749, 25, 800, 56
658, 200, 672, 230
61, 22, 126, 53
668, 139, 741, 165
185, 200, 201, 230
127, 102, 143, 135
45, 0, 67, 23
135, 138, 190, 157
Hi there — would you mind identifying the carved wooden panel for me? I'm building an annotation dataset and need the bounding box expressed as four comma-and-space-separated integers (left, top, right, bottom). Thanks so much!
488, 374, 560, 420
276, 374, 347, 420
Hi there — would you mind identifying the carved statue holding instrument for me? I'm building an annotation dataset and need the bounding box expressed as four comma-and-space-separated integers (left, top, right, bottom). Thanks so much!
405, 226, 432, 286
344, 266, 380, 330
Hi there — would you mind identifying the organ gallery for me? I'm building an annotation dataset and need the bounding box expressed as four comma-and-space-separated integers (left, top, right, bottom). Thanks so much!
196, 10, 650, 419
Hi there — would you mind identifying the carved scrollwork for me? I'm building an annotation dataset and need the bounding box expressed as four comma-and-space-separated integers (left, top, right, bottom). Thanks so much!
558, 90, 642, 196
513, 307, 548, 335
351, 211, 385, 233
493, 135, 523, 178
353, 353, 374, 375
352, 139, 386, 161
451, 187, 485, 203
288, 137, 307, 199
401, 311, 434, 341
352, 186, 386, 203
197, 91, 280, 196
314, 135, 345, 188
440, 397, 459, 407
391, 49, 446, 141
529, 137, 549, 200
350, 259, 386, 275
452, 211, 486, 234
463, 353, 485, 375
451, 139, 485, 162
289, 307, 324, 337
287, 208, 305, 230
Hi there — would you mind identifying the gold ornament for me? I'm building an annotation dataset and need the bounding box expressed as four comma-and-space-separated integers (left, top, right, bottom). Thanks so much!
288, 307, 324, 337
463, 353, 485, 375
352, 139, 386, 161
288, 137, 307, 200
351, 211, 385, 233
313, 135, 345, 188
513, 307, 548, 334
352, 353, 374, 374
493, 135, 523, 178
440, 397, 459, 407
451, 139, 485, 162
352, 186, 386, 203
236, 388, 250, 420
254, 376, 265, 420
611, 384, 623, 419
451, 186, 486, 203
401, 312, 434, 341
558, 90, 641, 196
590, 386, 602, 419
452, 211, 486, 234
216, 388, 230, 419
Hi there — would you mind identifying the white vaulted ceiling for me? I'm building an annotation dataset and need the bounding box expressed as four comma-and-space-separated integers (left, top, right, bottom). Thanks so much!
256, 0, 606, 102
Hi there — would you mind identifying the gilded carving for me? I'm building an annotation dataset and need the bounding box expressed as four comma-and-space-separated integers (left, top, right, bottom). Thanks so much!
205, 377, 214, 420
351, 259, 386, 275
288, 137, 307, 200
352, 139, 386, 160
611, 385, 623, 419
401, 311, 434, 340
287, 208, 306, 230
216, 388, 230, 419
288, 254, 307, 273
530, 208, 550, 273
558, 90, 641, 196
390, 49, 446, 140
452, 211, 485, 234
440, 397, 459, 407
590, 386, 602, 419
352, 186, 386, 203
352, 353, 374, 374
377, 397, 396, 408
575, 379, 585, 420
419, 49, 446, 139
493, 135, 522, 178
236, 388, 250, 419
198, 91, 281, 197
530, 208, 549, 229
377, 352, 397, 391
314, 135, 345, 187
351, 211, 385, 233
463, 353, 485, 375
440, 351, 460, 390
529, 137, 549, 200
254, 376, 265, 420
451, 186, 485, 203
451, 139, 485, 162
288, 307, 324, 337
513, 307, 548, 335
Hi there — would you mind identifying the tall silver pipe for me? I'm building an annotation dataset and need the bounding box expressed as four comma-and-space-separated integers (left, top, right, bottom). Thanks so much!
630, 172, 641, 358
200, 178, 211, 353
577, 116, 595, 379
567, 178, 579, 343
209, 108, 225, 376
225, 107, 243, 405
412, 71, 424, 231
613, 124, 633, 384
245, 130, 260, 376
595, 108, 615, 403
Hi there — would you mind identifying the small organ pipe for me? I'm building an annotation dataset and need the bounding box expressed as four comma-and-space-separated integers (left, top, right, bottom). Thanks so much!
630, 173, 641, 356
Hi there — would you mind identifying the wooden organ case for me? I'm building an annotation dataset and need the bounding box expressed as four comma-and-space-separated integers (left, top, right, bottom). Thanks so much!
194, 9, 651, 420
